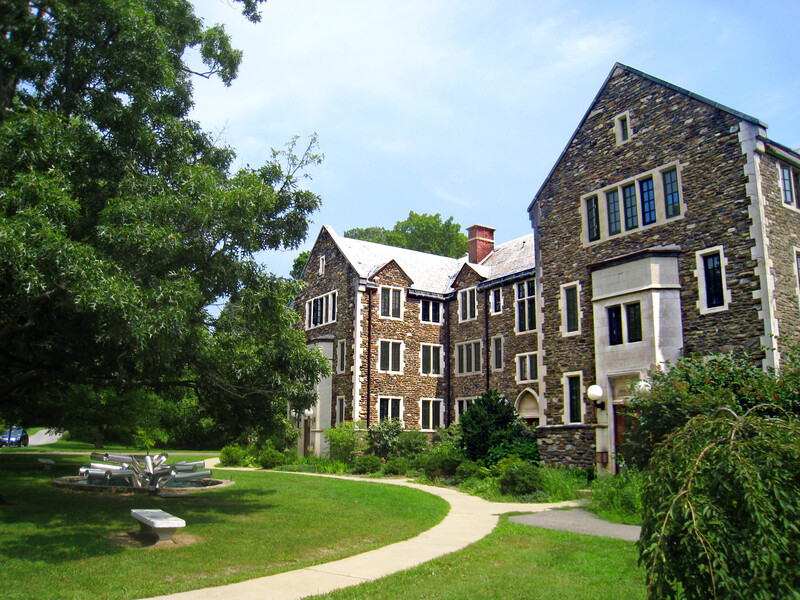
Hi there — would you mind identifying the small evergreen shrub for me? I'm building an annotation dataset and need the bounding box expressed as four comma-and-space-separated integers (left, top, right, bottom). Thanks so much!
394, 430, 428, 458
499, 461, 542, 496
352, 454, 382, 474
422, 441, 464, 480
383, 456, 410, 476
455, 459, 488, 483
257, 446, 286, 469
219, 444, 246, 466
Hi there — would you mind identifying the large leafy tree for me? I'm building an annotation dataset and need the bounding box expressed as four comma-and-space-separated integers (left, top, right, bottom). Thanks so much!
0, 0, 329, 439
345, 211, 469, 258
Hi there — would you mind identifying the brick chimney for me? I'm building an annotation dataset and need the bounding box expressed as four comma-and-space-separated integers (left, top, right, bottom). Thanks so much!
467, 224, 495, 264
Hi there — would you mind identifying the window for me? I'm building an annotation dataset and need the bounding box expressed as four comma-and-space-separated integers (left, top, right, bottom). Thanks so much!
622, 183, 638, 231
663, 168, 681, 218
455, 398, 474, 423
420, 299, 441, 324
305, 291, 337, 329
456, 340, 482, 375
516, 352, 538, 383
695, 246, 730, 314
379, 397, 402, 421
614, 111, 631, 145
336, 339, 346, 373
335, 396, 345, 424
781, 164, 800, 209
379, 340, 402, 373
459, 288, 477, 321
607, 302, 642, 345
421, 344, 442, 376
491, 335, 504, 371
562, 282, 580, 335
490, 288, 503, 315
606, 189, 621, 235
318, 256, 325, 275
795, 249, 800, 308
639, 177, 656, 225
626, 302, 642, 343
380, 287, 402, 319
516, 280, 536, 333
420, 399, 443, 430
586, 196, 600, 242
566, 375, 583, 424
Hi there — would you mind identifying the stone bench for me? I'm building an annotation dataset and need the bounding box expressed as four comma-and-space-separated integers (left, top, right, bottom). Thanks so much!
131, 509, 185, 542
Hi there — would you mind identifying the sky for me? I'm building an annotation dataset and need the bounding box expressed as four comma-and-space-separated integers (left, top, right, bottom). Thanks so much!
190, 0, 800, 278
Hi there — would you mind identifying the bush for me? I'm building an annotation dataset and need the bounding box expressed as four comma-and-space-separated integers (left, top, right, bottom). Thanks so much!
499, 460, 542, 496
639, 408, 800, 599
257, 446, 286, 469
219, 444, 246, 466
455, 459, 488, 483
421, 441, 464, 480
393, 429, 428, 458
324, 420, 365, 464
589, 467, 643, 524
352, 454, 382, 474
367, 419, 403, 459
383, 456, 410, 476
538, 464, 590, 502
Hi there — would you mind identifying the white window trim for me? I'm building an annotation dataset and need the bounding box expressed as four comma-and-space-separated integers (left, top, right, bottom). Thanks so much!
335, 395, 346, 424
561, 371, 585, 425
580, 162, 685, 245
491, 335, 504, 371
378, 396, 404, 422
379, 286, 404, 320
420, 343, 444, 377
515, 351, 538, 384
560, 281, 582, 337
694, 245, 731, 315
336, 339, 346, 373
454, 397, 476, 424
455, 339, 482, 376
515, 280, 536, 335
419, 299, 443, 325
779, 162, 800, 212
458, 287, 478, 322
318, 256, 325, 275
614, 110, 632, 146
305, 290, 338, 330
419, 398, 444, 431
795, 247, 800, 312
489, 287, 503, 315
377, 338, 404, 374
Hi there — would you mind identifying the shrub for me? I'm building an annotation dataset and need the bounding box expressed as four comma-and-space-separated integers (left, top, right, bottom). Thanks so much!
393, 429, 428, 458
257, 446, 286, 469
455, 459, 488, 483
421, 440, 464, 480
324, 420, 365, 464
352, 454, 382, 474
499, 460, 542, 496
589, 467, 643, 524
383, 456, 410, 476
538, 464, 590, 502
367, 418, 403, 459
219, 444, 246, 466
639, 408, 800, 599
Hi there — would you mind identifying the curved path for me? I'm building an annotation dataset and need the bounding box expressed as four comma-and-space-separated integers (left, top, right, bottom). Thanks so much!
146, 470, 582, 600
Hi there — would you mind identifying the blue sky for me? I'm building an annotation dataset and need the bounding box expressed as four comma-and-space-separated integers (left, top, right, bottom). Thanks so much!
190, 0, 800, 278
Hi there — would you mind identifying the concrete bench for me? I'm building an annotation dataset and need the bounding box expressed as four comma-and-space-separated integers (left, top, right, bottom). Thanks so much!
131, 509, 185, 542
38, 458, 55, 471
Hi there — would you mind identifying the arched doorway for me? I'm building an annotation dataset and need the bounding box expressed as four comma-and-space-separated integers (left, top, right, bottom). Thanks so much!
515, 389, 542, 428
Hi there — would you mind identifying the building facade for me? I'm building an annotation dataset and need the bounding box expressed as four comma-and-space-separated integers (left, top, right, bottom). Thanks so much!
297, 63, 800, 469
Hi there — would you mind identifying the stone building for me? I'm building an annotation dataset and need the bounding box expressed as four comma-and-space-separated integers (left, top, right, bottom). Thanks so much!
529, 63, 800, 470
296, 63, 800, 469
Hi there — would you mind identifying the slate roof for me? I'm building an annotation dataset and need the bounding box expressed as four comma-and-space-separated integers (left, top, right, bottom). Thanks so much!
322, 226, 536, 295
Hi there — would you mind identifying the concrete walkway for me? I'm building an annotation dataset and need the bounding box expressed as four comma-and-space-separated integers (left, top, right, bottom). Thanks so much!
146, 469, 635, 600
510, 508, 641, 541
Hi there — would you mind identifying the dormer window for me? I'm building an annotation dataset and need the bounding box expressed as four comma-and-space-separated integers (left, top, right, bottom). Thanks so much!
614, 111, 632, 146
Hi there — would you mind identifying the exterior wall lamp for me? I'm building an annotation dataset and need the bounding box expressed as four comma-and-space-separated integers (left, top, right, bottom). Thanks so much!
587, 384, 605, 411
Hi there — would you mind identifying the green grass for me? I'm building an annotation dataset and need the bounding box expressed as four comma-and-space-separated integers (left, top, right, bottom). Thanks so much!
587, 470, 643, 525
309, 517, 646, 600
0, 439, 218, 453
0, 454, 448, 600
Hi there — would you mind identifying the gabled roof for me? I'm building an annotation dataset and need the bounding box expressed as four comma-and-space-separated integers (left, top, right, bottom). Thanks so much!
318, 226, 535, 295
527, 62, 767, 212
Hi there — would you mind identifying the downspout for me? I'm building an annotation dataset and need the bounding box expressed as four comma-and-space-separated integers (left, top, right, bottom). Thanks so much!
366, 287, 373, 428
445, 297, 452, 427
484, 289, 490, 392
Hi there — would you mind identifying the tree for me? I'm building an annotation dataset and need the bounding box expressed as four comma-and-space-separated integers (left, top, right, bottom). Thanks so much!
0, 0, 328, 440
638, 408, 800, 599
344, 212, 469, 258
290, 250, 310, 279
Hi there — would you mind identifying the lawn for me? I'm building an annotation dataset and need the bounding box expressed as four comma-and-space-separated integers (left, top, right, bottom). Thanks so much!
309, 517, 647, 600
0, 454, 448, 600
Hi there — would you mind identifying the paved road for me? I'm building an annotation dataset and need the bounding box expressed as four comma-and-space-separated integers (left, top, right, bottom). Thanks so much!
510, 508, 641, 541
28, 429, 64, 446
